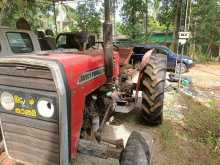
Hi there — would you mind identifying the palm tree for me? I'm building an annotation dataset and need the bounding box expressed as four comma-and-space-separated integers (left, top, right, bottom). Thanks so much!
145, 0, 148, 34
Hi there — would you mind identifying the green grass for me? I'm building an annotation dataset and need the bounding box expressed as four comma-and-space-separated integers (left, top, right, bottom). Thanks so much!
157, 93, 220, 164
159, 121, 176, 148
184, 96, 220, 153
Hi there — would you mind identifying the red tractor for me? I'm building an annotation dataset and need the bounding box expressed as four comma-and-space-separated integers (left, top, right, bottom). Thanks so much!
0, 1, 167, 164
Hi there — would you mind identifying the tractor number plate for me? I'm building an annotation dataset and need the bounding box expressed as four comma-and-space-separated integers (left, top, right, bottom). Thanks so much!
14, 95, 37, 117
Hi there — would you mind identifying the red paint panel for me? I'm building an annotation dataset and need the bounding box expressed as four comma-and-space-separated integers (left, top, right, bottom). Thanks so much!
37, 49, 120, 158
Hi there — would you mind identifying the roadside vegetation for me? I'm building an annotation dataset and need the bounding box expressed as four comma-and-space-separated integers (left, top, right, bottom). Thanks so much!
1, 0, 220, 62
156, 93, 220, 165
184, 95, 220, 154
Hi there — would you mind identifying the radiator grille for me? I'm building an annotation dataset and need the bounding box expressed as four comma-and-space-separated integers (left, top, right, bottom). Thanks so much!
1, 113, 59, 165
0, 63, 60, 165
0, 63, 56, 92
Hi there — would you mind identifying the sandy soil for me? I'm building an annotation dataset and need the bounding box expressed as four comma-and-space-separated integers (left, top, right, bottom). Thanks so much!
185, 64, 220, 108
185, 64, 220, 91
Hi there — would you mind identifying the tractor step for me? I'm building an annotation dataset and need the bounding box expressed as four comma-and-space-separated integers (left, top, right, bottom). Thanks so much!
115, 104, 134, 113
78, 139, 123, 160
115, 91, 142, 113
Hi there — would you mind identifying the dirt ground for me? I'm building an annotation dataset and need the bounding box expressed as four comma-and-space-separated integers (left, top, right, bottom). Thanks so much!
75, 110, 153, 165
76, 63, 220, 165
185, 64, 220, 109
186, 64, 220, 89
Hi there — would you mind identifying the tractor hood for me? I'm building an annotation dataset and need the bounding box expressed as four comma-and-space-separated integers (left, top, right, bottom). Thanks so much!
0, 49, 120, 90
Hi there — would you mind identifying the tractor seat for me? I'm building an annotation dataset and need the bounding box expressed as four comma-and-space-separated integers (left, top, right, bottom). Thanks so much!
37, 31, 45, 39
37, 31, 56, 51
44, 37, 56, 50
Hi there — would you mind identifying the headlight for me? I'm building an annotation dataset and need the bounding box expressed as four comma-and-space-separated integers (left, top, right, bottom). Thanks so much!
0, 92, 15, 111
37, 99, 55, 118
187, 59, 193, 64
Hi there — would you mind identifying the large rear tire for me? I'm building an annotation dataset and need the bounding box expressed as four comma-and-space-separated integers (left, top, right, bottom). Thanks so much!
120, 131, 150, 165
141, 53, 167, 125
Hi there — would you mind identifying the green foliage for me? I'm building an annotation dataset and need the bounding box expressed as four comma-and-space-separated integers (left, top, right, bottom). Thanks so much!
189, 47, 213, 63
148, 16, 169, 32
117, 16, 172, 43
150, 0, 161, 19
157, 0, 175, 31
0, 0, 102, 35
0, 0, 13, 25
0, 0, 4, 10
191, 0, 220, 57
120, 0, 148, 39
119, 0, 175, 42
75, 1, 102, 35
62, 4, 78, 31
117, 22, 147, 43
0, 0, 54, 32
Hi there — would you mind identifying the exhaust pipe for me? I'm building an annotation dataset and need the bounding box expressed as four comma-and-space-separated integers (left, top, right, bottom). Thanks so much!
103, 0, 113, 80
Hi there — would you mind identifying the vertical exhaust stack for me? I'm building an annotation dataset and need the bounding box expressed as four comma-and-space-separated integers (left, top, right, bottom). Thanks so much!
103, 0, 113, 80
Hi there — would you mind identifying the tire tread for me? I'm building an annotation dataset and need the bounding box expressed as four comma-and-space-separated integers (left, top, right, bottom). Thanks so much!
141, 53, 167, 125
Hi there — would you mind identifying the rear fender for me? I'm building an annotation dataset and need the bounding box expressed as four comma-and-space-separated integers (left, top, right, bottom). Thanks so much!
118, 47, 133, 66
135, 49, 155, 103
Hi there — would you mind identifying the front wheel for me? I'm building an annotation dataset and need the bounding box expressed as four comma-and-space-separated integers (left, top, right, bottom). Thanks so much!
0, 141, 4, 154
0, 131, 4, 154
175, 62, 187, 74
120, 131, 150, 165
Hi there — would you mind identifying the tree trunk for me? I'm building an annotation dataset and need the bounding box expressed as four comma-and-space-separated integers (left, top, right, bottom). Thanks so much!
145, 0, 148, 34
173, 0, 182, 52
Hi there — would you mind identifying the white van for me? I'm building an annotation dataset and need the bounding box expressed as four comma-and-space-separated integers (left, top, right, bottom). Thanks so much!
0, 26, 41, 56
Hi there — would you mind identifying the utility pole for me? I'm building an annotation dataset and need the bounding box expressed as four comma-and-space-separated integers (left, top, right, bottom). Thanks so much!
178, 0, 190, 88
187, 0, 192, 31
145, 0, 148, 34
53, 0, 58, 34
113, 0, 117, 41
